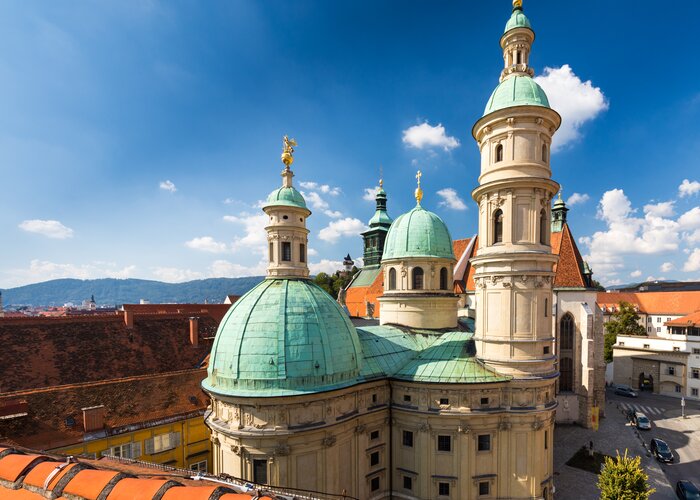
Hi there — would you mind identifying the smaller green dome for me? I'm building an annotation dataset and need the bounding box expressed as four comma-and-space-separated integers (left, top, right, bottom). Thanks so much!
504, 7, 532, 33
483, 75, 550, 116
369, 210, 392, 227
263, 186, 307, 210
382, 205, 454, 260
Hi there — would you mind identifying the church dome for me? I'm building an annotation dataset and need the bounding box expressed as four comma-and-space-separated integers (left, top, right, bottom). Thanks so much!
263, 186, 308, 210
483, 75, 550, 116
202, 278, 362, 397
504, 7, 532, 33
382, 205, 454, 260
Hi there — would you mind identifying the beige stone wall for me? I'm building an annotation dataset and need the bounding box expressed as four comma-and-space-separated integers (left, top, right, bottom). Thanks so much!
264, 204, 311, 279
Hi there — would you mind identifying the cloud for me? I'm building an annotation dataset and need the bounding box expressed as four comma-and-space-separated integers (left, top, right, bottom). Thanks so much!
307, 248, 319, 256
324, 210, 343, 218
436, 188, 468, 211
318, 218, 367, 243
223, 212, 269, 254
185, 236, 228, 253
566, 193, 590, 206
159, 180, 177, 192
19, 219, 74, 239
3, 259, 136, 287
660, 262, 674, 273
309, 259, 345, 276
151, 267, 203, 282
534, 64, 608, 150
402, 122, 459, 151
299, 181, 341, 196
644, 201, 675, 218
209, 259, 267, 278
363, 186, 380, 201
679, 206, 700, 229
630, 270, 642, 278
684, 249, 700, 272
303, 191, 330, 211
679, 179, 700, 198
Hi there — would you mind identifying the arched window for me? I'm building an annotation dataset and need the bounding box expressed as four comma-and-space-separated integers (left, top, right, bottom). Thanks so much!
412, 267, 424, 290
495, 144, 504, 163
493, 209, 504, 244
540, 209, 547, 244
542, 143, 548, 163
559, 357, 573, 392
388, 268, 396, 290
440, 267, 448, 290
560, 313, 574, 351
516, 50, 522, 65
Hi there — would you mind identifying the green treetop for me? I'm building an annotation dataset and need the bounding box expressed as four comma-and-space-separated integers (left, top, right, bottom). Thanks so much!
604, 301, 646, 363
597, 450, 655, 500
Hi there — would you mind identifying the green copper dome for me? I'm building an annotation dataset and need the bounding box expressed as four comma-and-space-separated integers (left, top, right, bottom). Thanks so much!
382, 205, 455, 260
483, 75, 550, 116
504, 7, 532, 33
203, 278, 362, 397
263, 186, 307, 210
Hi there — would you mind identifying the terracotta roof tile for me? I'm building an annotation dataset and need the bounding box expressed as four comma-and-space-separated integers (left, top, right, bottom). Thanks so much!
345, 269, 384, 318
597, 291, 700, 315
23, 460, 79, 490
0, 453, 48, 482
666, 311, 700, 327
62, 469, 121, 498
107, 477, 174, 499
552, 223, 586, 288
161, 485, 225, 500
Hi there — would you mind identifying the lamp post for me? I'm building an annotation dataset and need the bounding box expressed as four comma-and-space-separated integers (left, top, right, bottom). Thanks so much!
681, 397, 686, 419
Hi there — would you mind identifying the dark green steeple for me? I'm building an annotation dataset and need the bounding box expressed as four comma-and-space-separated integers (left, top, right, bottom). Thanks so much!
551, 192, 568, 233
361, 182, 393, 267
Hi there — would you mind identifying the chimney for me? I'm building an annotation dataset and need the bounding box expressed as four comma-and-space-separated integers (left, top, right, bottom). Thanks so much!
124, 310, 134, 328
82, 405, 105, 432
189, 317, 199, 346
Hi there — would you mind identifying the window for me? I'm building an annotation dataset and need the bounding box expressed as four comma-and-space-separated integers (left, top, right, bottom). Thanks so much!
403, 430, 414, 447
388, 268, 396, 290
146, 432, 180, 454
190, 460, 207, 473
403, 394, 412, 403
544, 298, 548, 318
372, 393, 378, 404
437, 435, 451, 452
647, 327, 652, 333
673, 347, 681, 352
516, 50, 522, 64
656, 327, 661, 333
695, 349, 700, 355
370, 430, 379, 441
439, 398, 449, 406
545, 430, 548, 450
543, 346, 550, 355
281, 242, 291, 262
412, 267, 424, 290
559, 357, 573, 392
493, 209, 504, 244
370, 477, 380, 492
648, 317, 652, 322
540, 209, 547, 244
282, 215, 288, 220
253, 459, 267, 484
495, 144, 503, 162
106, 442, 141, 459
542, 143, 548, 163
481, 397, 489, 405
668, 366, 676, 375
560, 314, 574, 350
439, 482, 450, 496
269, 242, 273, 262
675, 385, 682, 393
644, 344, 650, 349
619, 342, 625, 346
370, 451, 380, 467
479, 481, 490, 496
657, 317, 661, 323
477, 434, 491, 452
693, 369, 699, 379
403, 476, 413, 490
693, 388, 699, 397
440, 267, 448, 290
667, 317, 672, 322
299, 243, 306, 263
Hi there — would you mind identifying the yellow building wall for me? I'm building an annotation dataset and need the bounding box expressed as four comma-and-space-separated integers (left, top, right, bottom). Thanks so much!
54, 414, 211, 472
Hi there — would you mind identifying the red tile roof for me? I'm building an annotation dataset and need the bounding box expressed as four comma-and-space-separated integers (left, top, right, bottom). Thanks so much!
666, 311, 700, 327
597, 291, 700, 315
552, 223, 587, 288
345, 270, 383, 318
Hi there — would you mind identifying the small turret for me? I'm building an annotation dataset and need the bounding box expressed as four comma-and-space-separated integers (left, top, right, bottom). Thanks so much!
551, 191, 569, 233
361, 176, 393, 267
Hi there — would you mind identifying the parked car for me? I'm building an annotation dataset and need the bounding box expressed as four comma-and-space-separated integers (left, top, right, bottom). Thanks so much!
615, 385, 638, 397
676, 480, 700, 499
634, 412, 651, 430
650, 438, 673, 462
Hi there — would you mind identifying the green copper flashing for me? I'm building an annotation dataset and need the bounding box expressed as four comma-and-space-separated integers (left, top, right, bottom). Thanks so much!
203, 278, 362, 397
262, 186, 308, 210
483, 75, 550, 116
382, 205, 455, 260
504, 7, 532, 34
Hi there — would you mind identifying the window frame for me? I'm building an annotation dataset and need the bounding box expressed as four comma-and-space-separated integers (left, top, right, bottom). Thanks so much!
477, 434, 491, 452
437, 434, 452, 452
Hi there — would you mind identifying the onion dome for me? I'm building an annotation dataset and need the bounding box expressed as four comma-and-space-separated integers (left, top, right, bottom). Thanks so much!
504, 3, 532, 33
382, 205, 455, 260
202, 278, 363, 397
262, 186, 308, 210
483, 75, 550, 116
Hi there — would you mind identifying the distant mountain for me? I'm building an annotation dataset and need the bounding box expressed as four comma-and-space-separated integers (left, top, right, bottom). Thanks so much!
0, 277, 265, 307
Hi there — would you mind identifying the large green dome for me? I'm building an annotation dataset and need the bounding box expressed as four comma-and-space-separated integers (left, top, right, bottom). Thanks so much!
483, 75, 550, 116
263, 186, 307, 210
382, 205, 455, 260
203, 278, 362, 397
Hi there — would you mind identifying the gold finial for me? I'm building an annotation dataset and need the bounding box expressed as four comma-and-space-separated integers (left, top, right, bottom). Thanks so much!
379, 165, 383, 188
281, 135, 297, 169
415, 170, 423, 205
558, 187, 563, 201
513, 0, 523, 9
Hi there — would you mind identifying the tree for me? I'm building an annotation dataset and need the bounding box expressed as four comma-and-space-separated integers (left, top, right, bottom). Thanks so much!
313, 267, 359, 298
603, 301, 646, 363
597, 450, 654, 499
591, 279, 606, 291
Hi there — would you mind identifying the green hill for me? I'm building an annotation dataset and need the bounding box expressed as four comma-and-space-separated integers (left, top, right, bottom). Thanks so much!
0, 277, 264, 307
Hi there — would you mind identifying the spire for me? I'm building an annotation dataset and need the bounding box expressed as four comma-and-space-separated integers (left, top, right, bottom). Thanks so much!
280, 135, 297, 188
414, 170, 423, 205
500, 0, 534, 82
551, 190, 569, 233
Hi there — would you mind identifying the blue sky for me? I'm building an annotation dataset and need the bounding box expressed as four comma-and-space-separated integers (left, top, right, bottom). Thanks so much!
1, 0, 700, 289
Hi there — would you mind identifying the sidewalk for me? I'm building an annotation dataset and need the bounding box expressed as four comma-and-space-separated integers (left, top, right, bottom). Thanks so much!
553, 398, 675, 499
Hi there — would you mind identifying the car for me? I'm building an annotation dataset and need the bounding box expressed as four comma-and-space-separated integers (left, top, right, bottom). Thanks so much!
634, 412, 651, 430
676, 480, 700, 499
650, 438, 673, 462
614, 385, 638, 397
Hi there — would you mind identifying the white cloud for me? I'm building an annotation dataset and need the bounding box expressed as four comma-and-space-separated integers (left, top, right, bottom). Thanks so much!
307, 248, 319, 256
309, 259, 344, 276
3, 259, 136, 287
151, 267, 203, 282
223, 212, 269, 254
684, 249, 700, 272
566, 192, 590, 206
159, 180, 177, 192
185, 236, 228, 253
299, 181, 341, 196
643, 201, 675, 218
301, 187, 343, 218
318, 218, 367, 243
660, 262, 674, 273
679, 206, 700, 229
303, 191, 329, 211
363, 186, 380, 201
436, 188, 468, 211
209, 259, 266, 278
324, 210, 343, 218
402, 122, 459, 151
630, 270, 642, 278
534, 64, 608, 150
679, 179, 700, 198
19, 219, 74, 239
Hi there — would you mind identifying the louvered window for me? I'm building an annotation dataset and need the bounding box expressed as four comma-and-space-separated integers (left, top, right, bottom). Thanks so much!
145, 432, 181, 454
